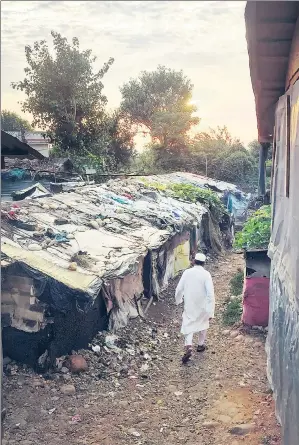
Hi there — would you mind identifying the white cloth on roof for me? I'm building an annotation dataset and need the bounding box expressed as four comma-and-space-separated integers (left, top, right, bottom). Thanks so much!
175, 265, 215, 335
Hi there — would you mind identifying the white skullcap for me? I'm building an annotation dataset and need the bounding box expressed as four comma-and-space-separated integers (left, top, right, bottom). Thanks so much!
195, 253, 206, 262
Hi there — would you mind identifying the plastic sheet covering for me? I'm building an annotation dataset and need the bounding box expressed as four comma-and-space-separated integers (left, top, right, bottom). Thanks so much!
6, 259, 102, 313
109, 299, 139, 332
266, 80, 299, 444
173, 240, 190, 275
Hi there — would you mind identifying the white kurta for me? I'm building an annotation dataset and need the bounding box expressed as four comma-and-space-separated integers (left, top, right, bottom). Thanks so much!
175, 265, 215, 335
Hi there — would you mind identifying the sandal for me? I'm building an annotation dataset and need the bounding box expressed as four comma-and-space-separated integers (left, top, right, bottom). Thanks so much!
182, 348, 192, 364
197, 345, 206, 353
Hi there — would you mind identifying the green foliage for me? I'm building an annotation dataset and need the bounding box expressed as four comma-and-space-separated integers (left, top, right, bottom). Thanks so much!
234, 205, 271, 250
248, 140, 273, 161
142, 181, 227, 221
222, 297, 243, 326
120, 65, 199, 151
12, 31, 114, 153
188, 127, 258, 191
1, 110, 33, 134
229, 270, 244, 296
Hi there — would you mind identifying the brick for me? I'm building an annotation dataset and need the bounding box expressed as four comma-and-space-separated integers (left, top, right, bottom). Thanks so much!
4, 275, 33, 294
14, 307, 45, 323
1, 303, 15, 315
10, 293, 31, 309
1, 291, 13, 304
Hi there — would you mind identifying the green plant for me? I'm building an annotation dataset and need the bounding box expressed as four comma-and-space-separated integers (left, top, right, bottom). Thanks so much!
141, 181, 227, 221
222, 297, 243, 326
234, 205, 271, 250
168, 183, 227, 221
229, 270, 244, 296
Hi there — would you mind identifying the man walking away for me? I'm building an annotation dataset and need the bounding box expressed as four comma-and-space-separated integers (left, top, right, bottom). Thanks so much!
175, 253, 215, 364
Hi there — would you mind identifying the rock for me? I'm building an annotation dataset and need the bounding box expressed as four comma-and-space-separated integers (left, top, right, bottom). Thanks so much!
15, 418, 27, 428
60, 367, 69, 374
223, 330, 230, 336
235, 335, 243, 341
68, 262, 77, 271
229, 423, 256, 435
89, 220, 99, 230
68, 355, 88, 373
202, 421, 219, 429
128, 428, 141, 437
63, 374, 72, 381
230, 331, 239, 338
32, 379, 44, 388
244, 337, 254, 345
174, 391, 183, 397
119, 401, 129, 408
3, 357, 12, 366
60, 384, 76, 395
140, 363, 149, 373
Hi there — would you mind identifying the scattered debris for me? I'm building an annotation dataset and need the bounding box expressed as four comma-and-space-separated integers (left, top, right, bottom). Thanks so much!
71, 414, 81, 424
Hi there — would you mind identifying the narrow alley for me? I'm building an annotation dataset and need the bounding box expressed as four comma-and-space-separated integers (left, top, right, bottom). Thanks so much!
3, 253, 280, 445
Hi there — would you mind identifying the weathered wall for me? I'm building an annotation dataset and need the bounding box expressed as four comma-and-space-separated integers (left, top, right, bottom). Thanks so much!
267, 79, 299, 445
1, 274, 46, 333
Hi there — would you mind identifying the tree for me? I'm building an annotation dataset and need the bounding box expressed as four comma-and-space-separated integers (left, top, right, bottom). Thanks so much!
1, 110, 33, 142
94, 110, 135, 171
12, 31, 114, 152
188, 126, 258, 190
120, 65, 199, 144
51, 109, 135, 172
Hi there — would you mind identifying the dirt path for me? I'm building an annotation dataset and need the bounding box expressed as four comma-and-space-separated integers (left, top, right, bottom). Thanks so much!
3, 253, 281, 445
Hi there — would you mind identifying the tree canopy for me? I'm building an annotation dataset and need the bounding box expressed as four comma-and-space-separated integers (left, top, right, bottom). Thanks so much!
120, 65, 199, 144
12, 31, 114, 152
187, 126, 258, 190
1, 110, 33, 132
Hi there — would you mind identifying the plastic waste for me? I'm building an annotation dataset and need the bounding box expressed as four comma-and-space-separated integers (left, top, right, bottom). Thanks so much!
105, 335, 122, 353
71, 414, 81, 424
55, 231, 69, 243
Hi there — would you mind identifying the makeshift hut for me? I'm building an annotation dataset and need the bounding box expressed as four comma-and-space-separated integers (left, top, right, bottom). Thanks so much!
1, 173, 229, 369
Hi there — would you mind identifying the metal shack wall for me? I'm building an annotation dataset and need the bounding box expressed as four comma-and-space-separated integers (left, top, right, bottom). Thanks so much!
267, 80, 299, 444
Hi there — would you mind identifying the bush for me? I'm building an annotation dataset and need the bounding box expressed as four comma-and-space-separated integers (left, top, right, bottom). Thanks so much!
234, 205, 271, 250
222, 297, 243, 326
229, 270, 244, 296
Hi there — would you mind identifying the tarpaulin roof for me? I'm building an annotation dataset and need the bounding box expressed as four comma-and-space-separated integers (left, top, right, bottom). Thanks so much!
1, 174, 211, 308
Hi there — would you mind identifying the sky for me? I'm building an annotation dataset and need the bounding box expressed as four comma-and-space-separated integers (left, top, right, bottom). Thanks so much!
1, 0, 257, 147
